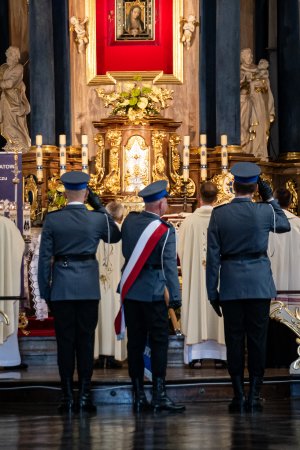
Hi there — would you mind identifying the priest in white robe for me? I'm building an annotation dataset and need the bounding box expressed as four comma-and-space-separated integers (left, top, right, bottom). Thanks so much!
178, 182, 226, 367
267, 187, 299, 367
0, 216, 25, 368
94, 201, 127, 368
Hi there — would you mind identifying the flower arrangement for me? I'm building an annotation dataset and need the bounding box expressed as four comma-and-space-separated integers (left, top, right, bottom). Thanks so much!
96, 76, 173, 122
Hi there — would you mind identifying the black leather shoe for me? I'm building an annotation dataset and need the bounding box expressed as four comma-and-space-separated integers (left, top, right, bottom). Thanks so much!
132, 378, 150, 413
1, 363, 28, 371
245, 376, 264, 412
151, 378, 185, 413
58, 378, 74, 414
106, 356, 123, 369
228, 375, 245, 413
94, 356, 105, 369
189, 359, 202, 369
78, 379, 97, 413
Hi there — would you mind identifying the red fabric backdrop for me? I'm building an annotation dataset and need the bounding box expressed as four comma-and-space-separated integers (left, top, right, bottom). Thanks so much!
96, 0, 173, 74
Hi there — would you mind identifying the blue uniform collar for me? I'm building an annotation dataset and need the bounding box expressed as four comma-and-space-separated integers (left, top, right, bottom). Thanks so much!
231, 197, 253, 203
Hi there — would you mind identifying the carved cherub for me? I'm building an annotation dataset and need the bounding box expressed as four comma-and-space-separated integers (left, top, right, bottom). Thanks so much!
69, 16, 89, 54
181, 15, 198, 50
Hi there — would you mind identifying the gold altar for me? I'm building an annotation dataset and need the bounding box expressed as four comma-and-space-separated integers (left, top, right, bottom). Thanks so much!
91, 116, 196, 212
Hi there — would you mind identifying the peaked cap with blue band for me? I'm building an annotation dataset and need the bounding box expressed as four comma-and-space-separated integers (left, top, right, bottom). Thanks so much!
61, 171, 90, 190
138, 180, 169, 203
231, 162, 261, 184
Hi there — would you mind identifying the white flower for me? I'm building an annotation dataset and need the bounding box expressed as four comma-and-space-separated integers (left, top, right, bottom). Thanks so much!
137, 97, 148, 109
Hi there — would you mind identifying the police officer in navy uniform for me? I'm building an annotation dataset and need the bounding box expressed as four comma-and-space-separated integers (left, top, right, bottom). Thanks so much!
121, 180, 185, 412
38, 171, 121, 413
206, 162, 290, 412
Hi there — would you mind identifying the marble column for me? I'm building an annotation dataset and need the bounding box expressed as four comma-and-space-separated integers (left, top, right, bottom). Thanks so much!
277, 0, 300, 154
199, 0, 216, 147
52, 0, 71, 145
29, 0, 55, 144
200, 0, 240, 147
215, 0, 240, 146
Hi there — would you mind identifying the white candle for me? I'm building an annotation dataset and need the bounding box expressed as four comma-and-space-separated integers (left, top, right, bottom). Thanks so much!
36, 134, 43, 146
59, 134, 66, 145
200, 134, 207, 181
183, 135, 190, 146
36, 135, 43, 182
23, 202, 31, 238
221, 134, 228, 146
183, 139, 190, 182
59, 134, 67, 176
81, 134, 89, 174
200, 134, 207, 145
221, 134, 228, 173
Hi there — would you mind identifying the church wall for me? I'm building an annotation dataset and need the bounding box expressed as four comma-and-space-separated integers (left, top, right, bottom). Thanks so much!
69, 0, 200, 157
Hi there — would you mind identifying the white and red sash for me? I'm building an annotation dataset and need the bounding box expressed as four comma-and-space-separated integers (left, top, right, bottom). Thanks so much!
114, 219, 168, 340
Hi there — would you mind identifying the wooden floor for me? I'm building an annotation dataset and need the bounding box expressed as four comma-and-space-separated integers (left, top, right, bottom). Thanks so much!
1, 400, 300, 449
1, 364, 300, 449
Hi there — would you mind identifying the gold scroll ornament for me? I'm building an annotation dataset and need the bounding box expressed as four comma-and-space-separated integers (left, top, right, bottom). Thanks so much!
89, 133, 105, 194
169, 134, 195, 197
102, 130, 122, 195
270, 301, 300, 374
151, 131, 168, 183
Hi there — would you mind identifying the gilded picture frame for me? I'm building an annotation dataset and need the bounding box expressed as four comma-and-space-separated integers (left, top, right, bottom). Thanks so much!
116, 0, 155, 41
85, 0, 183, 85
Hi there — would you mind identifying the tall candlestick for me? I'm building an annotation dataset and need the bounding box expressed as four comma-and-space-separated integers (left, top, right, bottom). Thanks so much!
81, 134, 89, 174
221, 134, 228, 173
182, 137, 190, 182
59, 134, 67, 176
36, 135, 43, 181
200, 134, 207, 181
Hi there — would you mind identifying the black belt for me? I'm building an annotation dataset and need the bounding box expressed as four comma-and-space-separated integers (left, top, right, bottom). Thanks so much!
54, 254, 96, 262
143, 264, 162, 270
221, 252, 267, 261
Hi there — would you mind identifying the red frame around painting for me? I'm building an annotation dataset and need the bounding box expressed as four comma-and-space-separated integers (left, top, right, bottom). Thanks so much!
96, 0, 173, 74
86, 0, 183, 84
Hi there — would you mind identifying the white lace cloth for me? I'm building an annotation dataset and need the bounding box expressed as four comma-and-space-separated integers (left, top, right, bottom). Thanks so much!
28, 234, 48, 320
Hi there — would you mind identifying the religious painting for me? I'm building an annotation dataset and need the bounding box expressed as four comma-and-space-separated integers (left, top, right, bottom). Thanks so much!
115, 0, 154, 41
85, 0, 183, 84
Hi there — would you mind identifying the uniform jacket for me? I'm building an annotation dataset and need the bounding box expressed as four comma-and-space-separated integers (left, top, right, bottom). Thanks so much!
38, 204, 121, 301
121, 211, 181, 302
206, 198, 291, 301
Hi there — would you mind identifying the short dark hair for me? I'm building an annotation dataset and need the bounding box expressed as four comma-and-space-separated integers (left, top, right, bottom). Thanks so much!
274, 188, 292, 209
233, 181, 257, 195
200, 181, 218, 203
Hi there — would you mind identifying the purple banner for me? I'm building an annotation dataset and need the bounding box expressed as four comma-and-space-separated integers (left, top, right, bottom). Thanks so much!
0, 152, 23, 232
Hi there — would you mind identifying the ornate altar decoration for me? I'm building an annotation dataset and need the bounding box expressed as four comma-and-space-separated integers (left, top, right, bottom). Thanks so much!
270, 300, 300, 375
93, 78, 196, 211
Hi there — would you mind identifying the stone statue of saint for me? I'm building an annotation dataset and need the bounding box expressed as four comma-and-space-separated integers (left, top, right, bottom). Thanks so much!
0, 46, 31, 153
240, 48, 275, 161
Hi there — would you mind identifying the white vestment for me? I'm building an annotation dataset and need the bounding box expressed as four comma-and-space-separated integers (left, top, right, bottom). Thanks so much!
178, 206, 226, 363
94, 226, 127, 361
0, 216, 25, 365
268, 209, 300, 299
